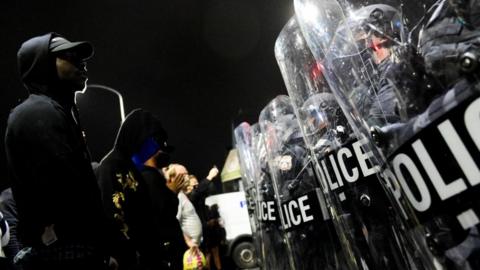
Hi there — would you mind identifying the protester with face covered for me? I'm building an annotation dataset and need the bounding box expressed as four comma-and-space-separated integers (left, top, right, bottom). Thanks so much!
5, 33, 110, 270
95, 108, 174, 270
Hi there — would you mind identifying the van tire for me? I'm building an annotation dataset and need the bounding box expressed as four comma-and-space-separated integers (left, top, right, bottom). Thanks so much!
232, 241, 256, 269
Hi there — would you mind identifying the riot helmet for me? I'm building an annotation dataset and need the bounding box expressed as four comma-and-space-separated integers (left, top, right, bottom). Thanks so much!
300, 92, 350, 151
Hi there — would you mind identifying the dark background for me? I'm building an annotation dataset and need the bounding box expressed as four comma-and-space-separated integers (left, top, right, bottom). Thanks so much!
0, 0, 293, 189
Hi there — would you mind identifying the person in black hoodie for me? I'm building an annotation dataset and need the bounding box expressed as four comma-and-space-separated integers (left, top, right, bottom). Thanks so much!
4, 33, 109, 270
142, 153, 189, 269
95, 108, 176, 270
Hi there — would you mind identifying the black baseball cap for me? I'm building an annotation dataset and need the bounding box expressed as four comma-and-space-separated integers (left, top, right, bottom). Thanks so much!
49, 36, 94, 60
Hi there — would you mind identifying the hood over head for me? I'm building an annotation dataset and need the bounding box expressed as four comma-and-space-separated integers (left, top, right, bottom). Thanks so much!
17, 33, 57, 95
17, 32, 94, 105
114, 108, 171, 157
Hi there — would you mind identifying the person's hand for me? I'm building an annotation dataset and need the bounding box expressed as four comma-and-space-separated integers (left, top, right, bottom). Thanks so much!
184, 234, 199, 256
189, 244, 200, 256
206, 166, 219, 181
166, 173, 189, 194
186, 237, 198, 249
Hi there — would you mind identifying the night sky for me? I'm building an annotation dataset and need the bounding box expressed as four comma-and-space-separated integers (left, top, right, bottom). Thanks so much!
0, 0, 294, 188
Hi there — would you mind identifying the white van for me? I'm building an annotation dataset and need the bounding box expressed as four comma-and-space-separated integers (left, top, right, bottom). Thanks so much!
205, 191, 257, 269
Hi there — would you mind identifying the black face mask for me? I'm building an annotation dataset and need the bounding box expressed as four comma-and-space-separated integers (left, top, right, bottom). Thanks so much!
154, 151, 171, 168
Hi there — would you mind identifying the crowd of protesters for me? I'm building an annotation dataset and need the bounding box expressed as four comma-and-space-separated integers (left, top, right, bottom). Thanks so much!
1, 33, 225, 270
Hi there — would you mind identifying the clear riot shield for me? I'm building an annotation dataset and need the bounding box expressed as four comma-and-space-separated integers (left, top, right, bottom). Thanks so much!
295, 0, 480, 268
234, 122, 261, 268
250, 123, 293, 270
275, 16, 415, 270
259, 95, 340, 270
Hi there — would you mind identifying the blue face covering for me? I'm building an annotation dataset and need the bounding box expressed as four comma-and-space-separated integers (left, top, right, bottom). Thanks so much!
132, 137, 161, 170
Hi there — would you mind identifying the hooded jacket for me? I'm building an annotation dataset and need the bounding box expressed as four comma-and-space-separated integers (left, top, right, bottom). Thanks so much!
95, 109, 167, 269
142, 165, 187, 269
4, 33, 107, 249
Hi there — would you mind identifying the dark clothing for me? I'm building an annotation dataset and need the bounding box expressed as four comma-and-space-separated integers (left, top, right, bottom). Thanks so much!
17, 244, 107, 270
4, 33, 107, 268
0, 188, 22, 270
95, 151, 147, 269
380, 0, 480, 153
6, 93, 106, 246
187, 179, 214, 226
141, 166, 186, 269
204, 206, 225, 250
95, 109, 167, 270
368, 59, 400, 125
